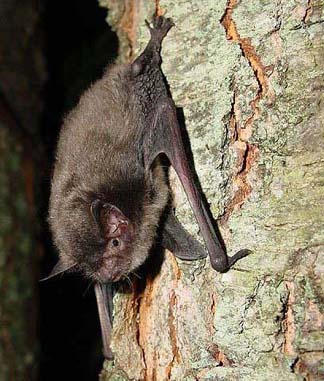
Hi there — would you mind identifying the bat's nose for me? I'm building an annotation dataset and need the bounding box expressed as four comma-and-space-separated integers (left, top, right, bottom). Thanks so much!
98, 257, 125, 282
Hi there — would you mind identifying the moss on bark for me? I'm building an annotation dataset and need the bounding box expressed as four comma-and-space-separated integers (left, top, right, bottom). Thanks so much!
99, 1, 324, 380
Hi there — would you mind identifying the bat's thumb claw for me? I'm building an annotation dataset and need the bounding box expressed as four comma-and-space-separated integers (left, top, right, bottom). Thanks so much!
228, 249, 252, 268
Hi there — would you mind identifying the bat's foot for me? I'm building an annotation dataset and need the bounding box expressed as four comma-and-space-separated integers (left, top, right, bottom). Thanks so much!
132, 16, 174, 76
145, 16, 174, 44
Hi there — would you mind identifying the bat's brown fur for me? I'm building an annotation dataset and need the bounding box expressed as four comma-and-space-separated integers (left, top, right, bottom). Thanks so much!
47, 15, 250, 360
49, 64, 168, 281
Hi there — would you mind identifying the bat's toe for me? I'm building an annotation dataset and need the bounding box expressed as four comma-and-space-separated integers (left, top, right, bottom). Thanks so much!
148, 15, 174, 40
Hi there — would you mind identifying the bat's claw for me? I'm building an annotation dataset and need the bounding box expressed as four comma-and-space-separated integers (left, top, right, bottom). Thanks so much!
227, 249, 252, 269
153, 15, 174, 30
145, 15, 174, 42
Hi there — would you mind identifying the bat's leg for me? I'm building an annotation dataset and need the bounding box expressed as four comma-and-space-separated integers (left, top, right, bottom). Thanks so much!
145, 98, 251, 272
161, 210, 207, 261
94, 282, 114, 360
131, 16, 174, 76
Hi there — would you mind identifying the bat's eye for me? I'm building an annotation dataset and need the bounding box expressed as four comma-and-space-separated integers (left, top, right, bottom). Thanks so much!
111, 239, 120, 247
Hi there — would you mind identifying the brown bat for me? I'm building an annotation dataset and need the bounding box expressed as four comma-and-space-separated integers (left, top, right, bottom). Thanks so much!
44, 15, 250, 359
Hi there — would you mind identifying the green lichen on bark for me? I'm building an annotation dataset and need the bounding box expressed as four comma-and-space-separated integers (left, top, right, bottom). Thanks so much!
100, 0, 324, 380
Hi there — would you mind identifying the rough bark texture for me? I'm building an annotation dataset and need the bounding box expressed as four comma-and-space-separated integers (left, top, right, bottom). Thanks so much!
0, 0, 45, 379
99, 1, 324, 380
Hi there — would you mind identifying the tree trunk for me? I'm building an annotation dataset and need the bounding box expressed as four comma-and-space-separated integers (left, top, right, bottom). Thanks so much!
99, 1, 324, 380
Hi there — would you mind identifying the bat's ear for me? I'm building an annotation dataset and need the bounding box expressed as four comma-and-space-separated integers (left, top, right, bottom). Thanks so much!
39, 259, 77, 282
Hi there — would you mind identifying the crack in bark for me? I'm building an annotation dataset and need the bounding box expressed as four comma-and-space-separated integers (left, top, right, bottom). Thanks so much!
166, 256, 181, 380
283, 281, 296, 356
130, 297, 145, 379
239, 278, 265, 333
302, 0, 314, 24
137, 278, 155, 381
154, 0, 165, 17
291, 351, 324, 380
207, 292, 217, 338
114, 0, 140, 60
210, 292, 217, 317
166, 290, 180, 380
133, 255, 181, 381
115, 0, 165, 61
290, 356, 300, 373
291, 0, 317, 30
206, 293, 235, 367
220, 0, 268, 99
207, 343, 233, 367
220, 0, 268, 222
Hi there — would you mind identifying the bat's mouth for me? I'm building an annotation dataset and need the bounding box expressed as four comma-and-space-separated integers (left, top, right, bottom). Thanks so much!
98, 255, 130, 282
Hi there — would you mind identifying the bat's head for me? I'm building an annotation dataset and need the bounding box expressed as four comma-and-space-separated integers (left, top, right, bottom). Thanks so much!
89, 200, 135, 282
47, 165, 168, 284
48, 186, 145, 283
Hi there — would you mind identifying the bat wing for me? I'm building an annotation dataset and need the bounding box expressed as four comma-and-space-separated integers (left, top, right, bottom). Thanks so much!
39, 259, 77, 281
144, 97, 250, 272
160, 209, 207, 261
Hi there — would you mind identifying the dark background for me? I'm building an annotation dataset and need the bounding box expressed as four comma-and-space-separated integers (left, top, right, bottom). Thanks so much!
39, 1, 118, 380
0, 0, 118, 380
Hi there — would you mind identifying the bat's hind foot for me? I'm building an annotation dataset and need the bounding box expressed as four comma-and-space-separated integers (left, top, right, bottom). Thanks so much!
132, 16, 174, 76
145, 16, 174, 44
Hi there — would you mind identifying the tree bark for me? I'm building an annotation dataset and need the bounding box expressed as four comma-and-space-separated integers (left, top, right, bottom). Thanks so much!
99, 1, 324, 380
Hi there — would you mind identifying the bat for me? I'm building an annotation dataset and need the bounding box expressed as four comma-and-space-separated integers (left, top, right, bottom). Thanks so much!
44, 15, 250, 359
